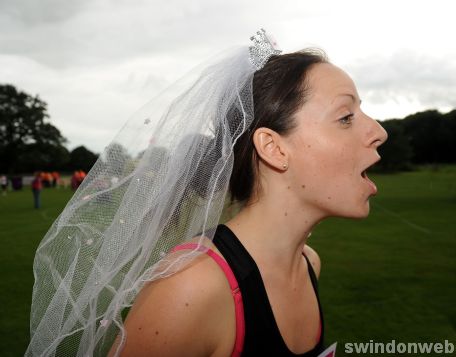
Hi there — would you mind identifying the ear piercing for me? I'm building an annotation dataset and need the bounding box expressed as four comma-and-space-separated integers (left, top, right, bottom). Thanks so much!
282, 163, 288, 170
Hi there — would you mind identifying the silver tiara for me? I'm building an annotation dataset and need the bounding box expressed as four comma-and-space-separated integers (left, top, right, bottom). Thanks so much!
249, 28, 282, 70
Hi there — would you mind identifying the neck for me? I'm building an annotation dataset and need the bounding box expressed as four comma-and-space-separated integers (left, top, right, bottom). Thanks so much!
225, 190, 324, 278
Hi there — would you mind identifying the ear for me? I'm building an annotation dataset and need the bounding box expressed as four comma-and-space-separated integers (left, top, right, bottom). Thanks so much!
252, 127, 288, 171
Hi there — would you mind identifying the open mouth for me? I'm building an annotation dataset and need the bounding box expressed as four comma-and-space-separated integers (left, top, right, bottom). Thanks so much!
361, 157, 381, 178
361, 164, 378, 194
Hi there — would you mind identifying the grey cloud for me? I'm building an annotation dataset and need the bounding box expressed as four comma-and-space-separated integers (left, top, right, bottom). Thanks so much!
0, 0, 267, 68
346, 51, 456, 113
0, 0, 88, 25
4, 0, 453, 151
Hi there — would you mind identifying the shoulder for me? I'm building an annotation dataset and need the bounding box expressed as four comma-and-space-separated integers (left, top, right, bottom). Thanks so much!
303, 244, 321, 279
118, 249, 236, 357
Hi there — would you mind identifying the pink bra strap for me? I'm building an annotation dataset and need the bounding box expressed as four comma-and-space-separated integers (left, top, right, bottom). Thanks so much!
170, 243, 245, 357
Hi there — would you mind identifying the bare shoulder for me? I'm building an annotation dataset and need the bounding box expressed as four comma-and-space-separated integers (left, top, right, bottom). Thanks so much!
117, 250, 235, 357
303, 244, 321, 279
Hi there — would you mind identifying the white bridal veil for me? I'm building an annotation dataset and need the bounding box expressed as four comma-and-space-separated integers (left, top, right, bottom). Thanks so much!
26, 29, 281, 357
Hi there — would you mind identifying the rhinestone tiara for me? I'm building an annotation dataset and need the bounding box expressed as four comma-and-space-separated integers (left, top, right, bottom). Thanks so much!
249, 28, 282, 70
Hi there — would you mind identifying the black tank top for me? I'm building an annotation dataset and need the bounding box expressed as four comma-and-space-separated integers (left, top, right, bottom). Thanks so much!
212, 224, 326, 356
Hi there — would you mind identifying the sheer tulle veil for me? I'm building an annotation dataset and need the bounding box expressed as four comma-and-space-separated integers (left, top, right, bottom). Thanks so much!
26, 29, 281, 356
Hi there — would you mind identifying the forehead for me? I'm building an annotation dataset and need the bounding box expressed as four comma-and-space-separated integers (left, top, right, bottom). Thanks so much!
306, 63, 357, 101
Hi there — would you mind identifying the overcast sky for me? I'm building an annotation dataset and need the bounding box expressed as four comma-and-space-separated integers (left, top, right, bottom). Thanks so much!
1, 0, 455, 152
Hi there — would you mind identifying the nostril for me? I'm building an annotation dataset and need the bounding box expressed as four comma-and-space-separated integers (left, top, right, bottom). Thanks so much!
372, 137, 386, 148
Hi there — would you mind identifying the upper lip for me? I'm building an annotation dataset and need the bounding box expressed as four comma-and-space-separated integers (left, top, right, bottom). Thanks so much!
361, 156, 381, 176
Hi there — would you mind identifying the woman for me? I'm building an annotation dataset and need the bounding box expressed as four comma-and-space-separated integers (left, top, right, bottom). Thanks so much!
27, 30, 387, 357
116, 46, 387, 356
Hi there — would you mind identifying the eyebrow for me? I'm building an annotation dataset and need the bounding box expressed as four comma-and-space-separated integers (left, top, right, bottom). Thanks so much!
334, 93, 362, 105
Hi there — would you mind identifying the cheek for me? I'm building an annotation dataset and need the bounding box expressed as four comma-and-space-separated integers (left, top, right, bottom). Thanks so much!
301, 137, 356, 178
291, 138, 360, 202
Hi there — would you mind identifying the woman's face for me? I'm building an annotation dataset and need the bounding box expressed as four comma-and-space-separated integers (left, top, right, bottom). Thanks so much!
286, 63, 388, 219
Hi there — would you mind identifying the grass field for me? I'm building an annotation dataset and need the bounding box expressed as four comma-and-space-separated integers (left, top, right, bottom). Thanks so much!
313, 166, 456, 356
0, 166, 455, 356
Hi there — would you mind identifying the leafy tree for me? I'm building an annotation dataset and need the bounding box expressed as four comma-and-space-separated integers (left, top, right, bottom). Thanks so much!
375, 119, 413, 172
69, 146, 98, 172
440, 110, 456, 163
375, 109, 456, 172
401, 110, 455, 164
96, 142, 133, 178
0, 84, 67, 173
16, 143, 70, 173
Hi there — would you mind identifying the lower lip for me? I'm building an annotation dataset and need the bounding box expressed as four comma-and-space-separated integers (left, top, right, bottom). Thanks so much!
362, 173, 377, 195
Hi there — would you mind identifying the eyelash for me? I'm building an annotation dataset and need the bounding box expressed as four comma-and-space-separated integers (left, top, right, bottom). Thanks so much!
339, 113, 354, 126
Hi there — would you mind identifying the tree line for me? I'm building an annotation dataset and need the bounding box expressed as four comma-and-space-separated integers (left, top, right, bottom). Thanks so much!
1, 84, 455, 175
0, 84, 97, 174
376, 109, 456, 171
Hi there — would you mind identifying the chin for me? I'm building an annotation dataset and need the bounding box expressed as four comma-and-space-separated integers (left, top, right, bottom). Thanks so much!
352, 201, 371, 219
332, 201, 371, 219
320, 197, 372, 220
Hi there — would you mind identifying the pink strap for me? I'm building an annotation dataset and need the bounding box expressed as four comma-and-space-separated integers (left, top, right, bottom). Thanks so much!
170, 243, 245, 357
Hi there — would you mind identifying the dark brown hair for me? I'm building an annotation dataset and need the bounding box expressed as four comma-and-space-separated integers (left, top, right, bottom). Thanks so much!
229, 49, 328, 202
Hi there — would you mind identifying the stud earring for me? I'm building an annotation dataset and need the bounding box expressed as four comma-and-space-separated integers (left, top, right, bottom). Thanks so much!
282, 163, 288, 170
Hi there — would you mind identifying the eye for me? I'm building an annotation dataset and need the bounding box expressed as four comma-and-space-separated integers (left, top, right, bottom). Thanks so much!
338, 113, 354, 126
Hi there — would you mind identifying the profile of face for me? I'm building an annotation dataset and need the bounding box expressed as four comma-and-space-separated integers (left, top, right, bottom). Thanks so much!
285, 63, 388, 219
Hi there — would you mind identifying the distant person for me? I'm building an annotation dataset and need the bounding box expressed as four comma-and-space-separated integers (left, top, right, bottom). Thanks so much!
71, 171, 80, 190
0, 174, 7, 196
43, 172, 53, 188
40, 172, 48, 188
71, 170, 86, 190
31, 173, 43, 209
79, 170, 87, 182
51, 171, 60, 188
47, 172, 53, 187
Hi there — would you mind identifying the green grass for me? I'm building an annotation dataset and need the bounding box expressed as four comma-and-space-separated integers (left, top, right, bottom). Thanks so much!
0, 187, 74, 357
1, 166, 455, 356
312, 165, 456, 356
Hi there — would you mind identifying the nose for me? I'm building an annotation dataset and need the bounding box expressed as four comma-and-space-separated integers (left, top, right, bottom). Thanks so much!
365, 115, 388, 148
